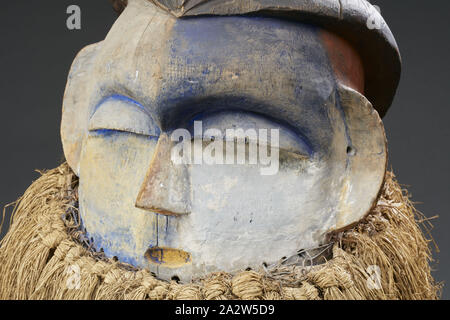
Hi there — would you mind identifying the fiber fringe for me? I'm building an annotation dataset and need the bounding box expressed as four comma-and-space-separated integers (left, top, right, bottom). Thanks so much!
0, 163, 440, 300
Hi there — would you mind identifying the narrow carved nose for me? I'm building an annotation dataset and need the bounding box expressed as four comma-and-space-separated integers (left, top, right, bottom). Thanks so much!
135, 133, 191, 216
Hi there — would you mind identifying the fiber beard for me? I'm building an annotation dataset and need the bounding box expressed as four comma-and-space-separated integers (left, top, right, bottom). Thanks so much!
0, 164, 440, 300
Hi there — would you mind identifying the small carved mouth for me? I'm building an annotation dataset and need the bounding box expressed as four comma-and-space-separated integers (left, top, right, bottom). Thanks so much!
145, 247, 192, 268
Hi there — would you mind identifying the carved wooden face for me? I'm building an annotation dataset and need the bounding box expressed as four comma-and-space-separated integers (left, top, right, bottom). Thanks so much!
61, 1, 386, 281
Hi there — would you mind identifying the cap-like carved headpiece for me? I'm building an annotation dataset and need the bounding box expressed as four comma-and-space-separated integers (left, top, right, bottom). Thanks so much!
109, 0, 401, 117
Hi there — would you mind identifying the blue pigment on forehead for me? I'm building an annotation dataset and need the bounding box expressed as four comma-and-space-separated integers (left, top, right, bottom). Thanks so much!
152, 15, 340, 155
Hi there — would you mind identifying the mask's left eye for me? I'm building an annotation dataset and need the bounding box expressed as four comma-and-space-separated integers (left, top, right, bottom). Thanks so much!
88, 96, 160, 137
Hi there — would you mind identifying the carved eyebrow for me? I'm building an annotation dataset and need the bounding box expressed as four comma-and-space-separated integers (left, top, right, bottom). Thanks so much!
89, 95, 160, 137
91, 94, 148, 116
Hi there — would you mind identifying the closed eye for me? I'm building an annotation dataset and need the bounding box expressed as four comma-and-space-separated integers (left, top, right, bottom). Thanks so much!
186, 111, 313, 158
88, 95, 160, 137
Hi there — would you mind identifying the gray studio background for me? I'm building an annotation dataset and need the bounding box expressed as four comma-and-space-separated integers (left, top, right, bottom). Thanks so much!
1, 1, 449, 298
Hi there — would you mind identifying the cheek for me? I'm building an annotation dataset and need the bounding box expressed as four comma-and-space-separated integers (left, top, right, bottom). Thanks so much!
79, 133, 157, 205
78, 133, 158, 265
171, 157, 336, 273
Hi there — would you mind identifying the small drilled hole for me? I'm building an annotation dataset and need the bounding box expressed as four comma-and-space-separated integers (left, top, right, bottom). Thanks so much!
347, 146, 356, 156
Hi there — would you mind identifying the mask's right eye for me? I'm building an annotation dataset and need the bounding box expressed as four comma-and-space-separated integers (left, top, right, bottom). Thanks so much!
88, 95, 160, 137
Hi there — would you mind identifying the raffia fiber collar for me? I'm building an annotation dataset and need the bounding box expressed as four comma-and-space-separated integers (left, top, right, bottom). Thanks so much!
0, 163, 440, 300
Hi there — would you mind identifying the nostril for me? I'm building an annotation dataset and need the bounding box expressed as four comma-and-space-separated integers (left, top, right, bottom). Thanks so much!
145, 247, 192, 268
